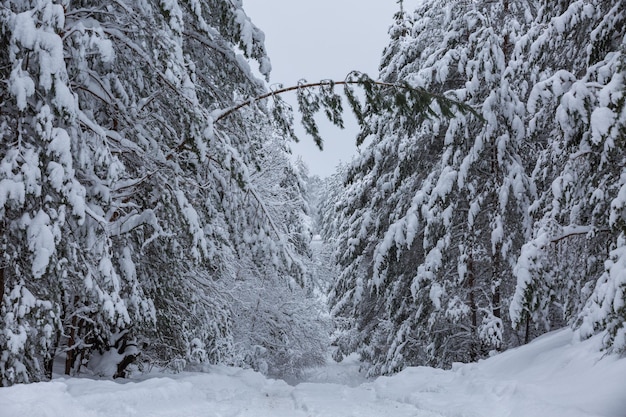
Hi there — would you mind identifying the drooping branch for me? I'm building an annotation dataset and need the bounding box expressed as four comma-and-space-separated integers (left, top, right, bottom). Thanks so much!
166, 72, 480, 159
213, 71, 480, 150
214, 79, 396, 122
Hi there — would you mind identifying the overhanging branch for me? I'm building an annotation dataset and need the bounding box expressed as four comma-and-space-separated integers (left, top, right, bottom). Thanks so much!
215, 79, 399, 122
210, 72, 480, 150
214, 76, 477, 123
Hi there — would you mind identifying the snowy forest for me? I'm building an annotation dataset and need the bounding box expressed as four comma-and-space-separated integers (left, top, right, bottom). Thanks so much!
1, 0, 625, 389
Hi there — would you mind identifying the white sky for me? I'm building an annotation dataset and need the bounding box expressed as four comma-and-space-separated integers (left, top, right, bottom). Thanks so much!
244, 1, 413, 177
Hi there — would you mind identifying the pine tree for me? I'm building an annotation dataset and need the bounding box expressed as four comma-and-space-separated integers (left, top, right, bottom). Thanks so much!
325, 0, 563, 374
1, 0, 148, 384
0, 0, 323, 385
510, 0, 626, 348
323, 0, 626, 376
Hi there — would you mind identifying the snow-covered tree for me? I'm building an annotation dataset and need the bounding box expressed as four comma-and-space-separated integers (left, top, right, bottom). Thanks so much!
225, 135, 330, 378
322, 0, 625, 377
510, 0, 626, 349
324, 1, 624, 374
325, 0, 535, 375
0, 0, 323, 385
1, 0, 151, 384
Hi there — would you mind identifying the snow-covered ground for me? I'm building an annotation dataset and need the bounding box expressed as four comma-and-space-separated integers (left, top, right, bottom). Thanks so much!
1, 329, 625, 417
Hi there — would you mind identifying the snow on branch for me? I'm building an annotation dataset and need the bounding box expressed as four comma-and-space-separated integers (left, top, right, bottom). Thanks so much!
549, 225, 610, 244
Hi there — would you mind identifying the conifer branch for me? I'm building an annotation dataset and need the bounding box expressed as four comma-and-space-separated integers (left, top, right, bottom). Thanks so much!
214, 79, 391, 122
213, 71, 480, 150
215, 74, 476, 123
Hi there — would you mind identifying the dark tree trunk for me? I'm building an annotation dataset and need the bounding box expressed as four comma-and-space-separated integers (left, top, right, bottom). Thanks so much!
492, 252, 502, 329
0, 266, 4, 305
65, 315, 77, 375
114, 353, 138, 379
64, 296, 80, 375
467, 253, 478, 361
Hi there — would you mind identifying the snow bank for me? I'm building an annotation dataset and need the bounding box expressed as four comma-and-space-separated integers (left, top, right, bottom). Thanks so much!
373, 329, 626, 417
1, 329, 624, 417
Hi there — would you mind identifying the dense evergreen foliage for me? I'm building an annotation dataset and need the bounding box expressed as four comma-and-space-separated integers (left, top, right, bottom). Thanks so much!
0, 0, 327, 385
322, 0, 626, 376
2, 0, 624, 387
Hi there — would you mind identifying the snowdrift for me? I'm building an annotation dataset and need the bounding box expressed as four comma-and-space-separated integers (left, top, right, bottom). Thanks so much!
1, 328, 624, 417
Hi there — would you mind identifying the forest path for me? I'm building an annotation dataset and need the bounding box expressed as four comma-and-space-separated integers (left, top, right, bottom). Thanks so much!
1, 329, 625, 417
0, 365, 437, 417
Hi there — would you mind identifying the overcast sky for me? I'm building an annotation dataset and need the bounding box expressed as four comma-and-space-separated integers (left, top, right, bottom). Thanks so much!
244, 1, 415, 177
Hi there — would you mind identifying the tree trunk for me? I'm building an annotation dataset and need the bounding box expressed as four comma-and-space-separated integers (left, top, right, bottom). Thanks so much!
0, 266, 4, 306
467, 253, 478, 361
44, 342, 56, 379
65, 316, 77, 375
65, 296, 80, 375
492, 252, 502, 329
524, 313, 531, 345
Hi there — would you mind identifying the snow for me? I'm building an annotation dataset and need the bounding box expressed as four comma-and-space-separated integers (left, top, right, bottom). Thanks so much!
9, 66, 35, 110
510, 230, 552, 325
26, 210, 56, 279
591, 106, 616, 144
175, 190, 209, 260
429, 281, 444, 310
0, 179, 26, 209
89, 31, 115, 63
6, 327, 28, 356
160, 0, 184, 33
578, 234, 626, 351
1, 329, 624, 417
235, 9, 254, 57
610, 173, 626, 227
